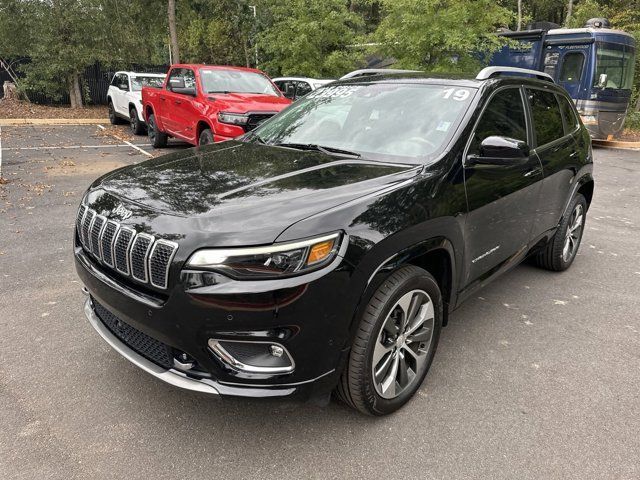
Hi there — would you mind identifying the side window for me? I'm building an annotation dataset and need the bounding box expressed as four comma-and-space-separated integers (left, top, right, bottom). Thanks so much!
527, 89, 565, 147
557, 94, 579, 134
183, 69, 196, 89
559, 52, 585, 83
110, 74, 119, 86
469, 88, 527, 154
296, 81, 312, 98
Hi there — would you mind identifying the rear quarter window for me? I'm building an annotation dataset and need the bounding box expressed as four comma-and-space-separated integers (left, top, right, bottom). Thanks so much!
557, 94, 580, 134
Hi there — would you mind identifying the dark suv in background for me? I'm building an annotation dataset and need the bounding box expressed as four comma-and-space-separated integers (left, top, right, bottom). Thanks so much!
75, 67, 593, 415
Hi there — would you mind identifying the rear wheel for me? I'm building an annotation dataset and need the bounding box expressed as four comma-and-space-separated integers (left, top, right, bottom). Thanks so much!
147, 113, 167, 148
129, 107, 145, 135
198, 128, 214, 146
336, 265, 442, 415
534, 193, 587, 271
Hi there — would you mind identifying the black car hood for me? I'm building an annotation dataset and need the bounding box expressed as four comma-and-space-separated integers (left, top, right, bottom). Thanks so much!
87, 141, 420, 246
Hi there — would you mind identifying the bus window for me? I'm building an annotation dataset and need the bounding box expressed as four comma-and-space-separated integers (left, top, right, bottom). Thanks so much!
559, 52, 585, 83
594, 43, 635, 90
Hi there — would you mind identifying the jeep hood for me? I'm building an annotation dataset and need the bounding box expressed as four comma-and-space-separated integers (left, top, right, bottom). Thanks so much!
86, 141, 420, 245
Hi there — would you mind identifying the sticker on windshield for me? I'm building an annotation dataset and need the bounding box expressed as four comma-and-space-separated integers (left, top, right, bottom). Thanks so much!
442, 88, 471, 101
436, 121, 452, 132
308, 85, 361, 99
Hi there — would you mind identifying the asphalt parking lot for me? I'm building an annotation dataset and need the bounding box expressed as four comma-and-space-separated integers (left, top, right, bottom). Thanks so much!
1, 124, 639, 480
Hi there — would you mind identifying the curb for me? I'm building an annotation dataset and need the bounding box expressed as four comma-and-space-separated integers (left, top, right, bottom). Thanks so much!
592, 139, 640, 150
0, 118, 109, 126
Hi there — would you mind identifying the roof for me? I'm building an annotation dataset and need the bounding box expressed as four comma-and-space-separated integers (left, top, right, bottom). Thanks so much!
115, 71, 166, 77
272, 77, 335, 84
170, 64, 266, 74
547, 27, 635, 39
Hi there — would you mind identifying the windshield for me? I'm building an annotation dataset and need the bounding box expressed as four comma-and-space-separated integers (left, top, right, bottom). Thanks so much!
594, 42, 636, 90
199, 68, 280, 96
131, 76, 165, 91
251, 83, 475, 162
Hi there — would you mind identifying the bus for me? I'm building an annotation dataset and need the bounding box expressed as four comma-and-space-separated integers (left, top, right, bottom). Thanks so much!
489, 18, 636, 139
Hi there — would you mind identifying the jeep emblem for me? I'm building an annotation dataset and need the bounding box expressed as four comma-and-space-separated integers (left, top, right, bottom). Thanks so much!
112, 203, 133, 221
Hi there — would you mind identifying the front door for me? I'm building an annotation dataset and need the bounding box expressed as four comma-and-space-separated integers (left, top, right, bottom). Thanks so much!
462, 87, 543, 286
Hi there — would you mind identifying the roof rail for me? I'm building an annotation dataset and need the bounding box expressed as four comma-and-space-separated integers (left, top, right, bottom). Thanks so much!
476, 66, 555, 83
340, 68, 420, 80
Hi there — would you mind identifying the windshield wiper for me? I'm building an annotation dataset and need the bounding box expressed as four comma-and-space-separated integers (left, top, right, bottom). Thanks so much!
274, 143, 361, 158
244, 131, 266, 144
207, 90, 231, 94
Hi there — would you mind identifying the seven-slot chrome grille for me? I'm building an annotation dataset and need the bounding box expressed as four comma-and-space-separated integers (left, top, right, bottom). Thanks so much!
76, 205, 178, 289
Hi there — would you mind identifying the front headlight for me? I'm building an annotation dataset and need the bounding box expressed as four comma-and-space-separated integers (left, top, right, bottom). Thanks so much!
218, 112, 249, 125
186, 233, 341, 279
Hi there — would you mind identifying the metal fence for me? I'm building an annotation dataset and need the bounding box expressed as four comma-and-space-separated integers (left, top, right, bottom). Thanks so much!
1, 60, 169, 105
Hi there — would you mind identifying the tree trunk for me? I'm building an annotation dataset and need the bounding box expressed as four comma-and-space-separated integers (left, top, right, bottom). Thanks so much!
68, 74, 83, 108
565, 0, 574, 27
517, 0, 522, 31
168, 0, 180, 64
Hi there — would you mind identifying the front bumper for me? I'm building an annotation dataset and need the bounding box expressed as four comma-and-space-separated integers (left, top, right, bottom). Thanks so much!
76, 242, 354, 400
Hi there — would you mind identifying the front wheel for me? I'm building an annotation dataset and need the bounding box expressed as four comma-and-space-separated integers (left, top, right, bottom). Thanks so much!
336, 265, 442, 415
147, 113, 167, 148
198, 128, 214, 146
130, 107, 145, 135
534, 193, 587, 271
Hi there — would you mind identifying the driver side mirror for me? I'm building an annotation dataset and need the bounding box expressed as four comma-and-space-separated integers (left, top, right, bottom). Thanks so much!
597, 73, 608, 88
467, 136, 529, 166
284, 83, 296, 99
169, 77, 196, 96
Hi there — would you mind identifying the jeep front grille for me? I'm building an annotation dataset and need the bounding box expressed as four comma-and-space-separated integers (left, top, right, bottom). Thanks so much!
77, 206, 178, 290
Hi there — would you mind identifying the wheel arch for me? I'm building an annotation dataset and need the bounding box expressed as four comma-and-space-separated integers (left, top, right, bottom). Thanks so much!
196, 120, 213, 141
352, 236, 459, 331
577, 179, 594, 209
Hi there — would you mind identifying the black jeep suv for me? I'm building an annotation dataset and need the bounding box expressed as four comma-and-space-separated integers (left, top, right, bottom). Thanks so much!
75, 67, 593, 415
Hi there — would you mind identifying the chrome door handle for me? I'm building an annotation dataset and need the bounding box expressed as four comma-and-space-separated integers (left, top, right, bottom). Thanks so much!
524, 167, 542, 178
174, 100, 182, 105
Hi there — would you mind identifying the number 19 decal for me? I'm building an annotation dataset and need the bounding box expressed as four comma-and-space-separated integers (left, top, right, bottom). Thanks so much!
442, 88, 470, 101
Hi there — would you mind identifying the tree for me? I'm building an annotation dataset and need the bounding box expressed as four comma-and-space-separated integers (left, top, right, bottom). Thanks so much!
373, 0, 512, 71
257, 0, 365, 77
565, 0, 574, 26
168, 0, 180, 64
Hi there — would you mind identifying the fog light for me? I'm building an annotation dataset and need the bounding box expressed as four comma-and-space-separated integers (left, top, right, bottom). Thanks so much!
208, 339, 294, 375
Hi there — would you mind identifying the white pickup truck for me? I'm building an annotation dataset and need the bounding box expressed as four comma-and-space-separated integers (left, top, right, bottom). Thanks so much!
107, 71, 166, 134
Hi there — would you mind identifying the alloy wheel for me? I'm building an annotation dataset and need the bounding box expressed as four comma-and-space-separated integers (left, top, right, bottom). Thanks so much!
372, 289, 435, 399
563, 203, 584, 262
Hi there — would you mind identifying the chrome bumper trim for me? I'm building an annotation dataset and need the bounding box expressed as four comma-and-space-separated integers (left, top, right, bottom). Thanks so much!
84, 298, 220, 395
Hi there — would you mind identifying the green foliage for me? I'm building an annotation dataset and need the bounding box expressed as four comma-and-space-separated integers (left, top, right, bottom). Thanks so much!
374, 0, 512, 71
624, 111, 640, 131
179, 0, 253, 66
257, 0, 365, 77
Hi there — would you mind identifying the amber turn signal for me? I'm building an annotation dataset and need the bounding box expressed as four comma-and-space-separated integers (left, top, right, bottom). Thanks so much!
307, 239, 335, 265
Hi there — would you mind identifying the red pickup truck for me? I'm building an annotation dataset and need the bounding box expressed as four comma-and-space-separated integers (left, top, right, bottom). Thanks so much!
142, 64, 291, 147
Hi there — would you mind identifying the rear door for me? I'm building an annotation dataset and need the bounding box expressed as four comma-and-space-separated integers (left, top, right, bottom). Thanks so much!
462, 86, 543, 286
528, 88, 580, 236
169, 67, 198, 141
161, 68, 188, 134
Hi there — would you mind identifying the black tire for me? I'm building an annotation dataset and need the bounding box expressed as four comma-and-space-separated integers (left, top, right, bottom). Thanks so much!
336, 265, 442, 415
129, 107, 145, 135
147, 113, 168, 148
534, 193, 587, 271
198, 128, 214, 146
107, 100, 121, 125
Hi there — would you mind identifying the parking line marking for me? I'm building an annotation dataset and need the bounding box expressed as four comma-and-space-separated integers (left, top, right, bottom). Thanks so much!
97, 124, 153, 158
2, 144, 152, 151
